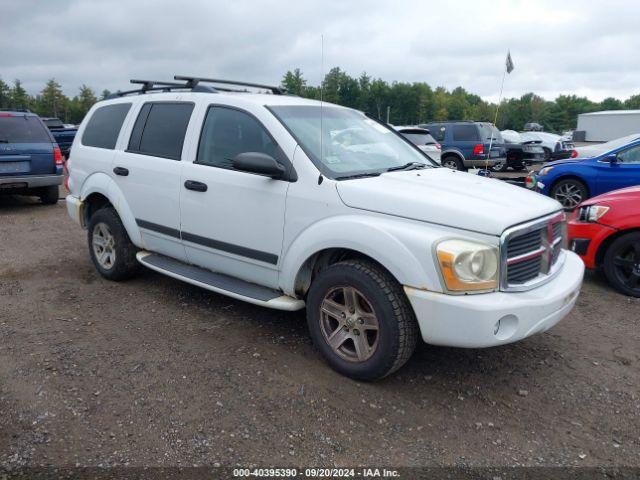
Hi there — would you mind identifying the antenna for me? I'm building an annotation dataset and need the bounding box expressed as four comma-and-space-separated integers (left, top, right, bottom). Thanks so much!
320, 34, 324, 170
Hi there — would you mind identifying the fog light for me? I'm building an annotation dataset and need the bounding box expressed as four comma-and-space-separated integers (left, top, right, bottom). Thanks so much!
494, 314, 518, 341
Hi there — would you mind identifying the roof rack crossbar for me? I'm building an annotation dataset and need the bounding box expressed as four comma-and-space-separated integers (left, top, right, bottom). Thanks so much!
174, 75, 286, 95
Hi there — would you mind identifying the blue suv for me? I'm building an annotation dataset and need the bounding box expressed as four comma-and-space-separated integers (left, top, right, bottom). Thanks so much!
0, 110, 64, 204
533, 136, 640, 209
418, 121, 506, 171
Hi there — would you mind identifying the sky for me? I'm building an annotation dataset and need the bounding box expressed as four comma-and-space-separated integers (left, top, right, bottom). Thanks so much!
2, 0, 639, 102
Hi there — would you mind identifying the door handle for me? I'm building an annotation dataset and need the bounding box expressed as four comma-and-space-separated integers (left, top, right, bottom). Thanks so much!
113, 166, 129, 176
184, 180, 208, 192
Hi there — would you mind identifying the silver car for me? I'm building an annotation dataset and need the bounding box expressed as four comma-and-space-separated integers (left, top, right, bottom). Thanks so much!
395, 126, 442, 164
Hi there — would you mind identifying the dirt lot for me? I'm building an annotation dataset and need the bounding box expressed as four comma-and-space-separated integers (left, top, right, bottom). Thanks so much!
0, 195, 639, 470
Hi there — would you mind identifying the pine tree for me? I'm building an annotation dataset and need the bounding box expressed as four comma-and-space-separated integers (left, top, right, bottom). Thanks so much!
37, 79, 68, 118
10, 80, 30, 110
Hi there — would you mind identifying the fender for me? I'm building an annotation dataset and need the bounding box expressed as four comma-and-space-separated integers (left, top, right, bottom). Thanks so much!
279, 215, 444, 296
79, 172, 144, 246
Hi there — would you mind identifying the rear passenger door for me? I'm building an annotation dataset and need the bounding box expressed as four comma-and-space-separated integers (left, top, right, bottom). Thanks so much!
179, 105, 291, 289
112, 101, 195, 262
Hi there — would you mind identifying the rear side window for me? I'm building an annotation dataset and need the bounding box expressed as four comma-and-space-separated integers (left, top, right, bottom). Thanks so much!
452, 124, 480, 142
82, 103, 131, 149
128, 102, 194, 160
428, 125, 446, 142
0, 116, 51, 143
401, 132, 436, 145
196, 106, 279, 169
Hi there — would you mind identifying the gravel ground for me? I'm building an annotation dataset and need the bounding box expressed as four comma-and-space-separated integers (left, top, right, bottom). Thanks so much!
0, 195, 638, 470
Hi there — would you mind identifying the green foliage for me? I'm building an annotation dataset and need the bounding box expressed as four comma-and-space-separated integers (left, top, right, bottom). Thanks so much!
1, 72, 638, 132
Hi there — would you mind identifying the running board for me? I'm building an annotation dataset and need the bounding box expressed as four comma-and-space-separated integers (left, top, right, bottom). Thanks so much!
136, 252, 305, 311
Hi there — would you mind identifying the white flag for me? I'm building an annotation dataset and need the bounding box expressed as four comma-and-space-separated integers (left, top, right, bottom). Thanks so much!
506, 51, 514, 74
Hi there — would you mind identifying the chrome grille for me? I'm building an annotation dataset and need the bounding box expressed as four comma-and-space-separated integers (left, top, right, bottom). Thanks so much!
500, 213, 567, 291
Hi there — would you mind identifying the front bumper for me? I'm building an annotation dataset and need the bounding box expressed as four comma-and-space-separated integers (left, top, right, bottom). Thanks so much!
404, 251, 584, 348
567, 219, 617, 269
0, 174, 63, 189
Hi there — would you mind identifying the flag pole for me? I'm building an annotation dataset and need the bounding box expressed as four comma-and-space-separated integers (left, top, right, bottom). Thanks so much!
486, 54, 509, 171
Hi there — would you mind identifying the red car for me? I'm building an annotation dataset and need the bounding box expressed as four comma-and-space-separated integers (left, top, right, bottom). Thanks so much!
567, 186, 640, 297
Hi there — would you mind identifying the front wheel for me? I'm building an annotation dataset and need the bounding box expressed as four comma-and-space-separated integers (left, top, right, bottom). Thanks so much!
306, 259, 419, 381
603, 232, 640, 297
87, 207, 140, 281
550, 179, 588, 210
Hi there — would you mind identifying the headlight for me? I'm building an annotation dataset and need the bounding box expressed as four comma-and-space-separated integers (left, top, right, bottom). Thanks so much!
436, 239, 498, 292
578, 205, 610, 222
539, 166, 554, 176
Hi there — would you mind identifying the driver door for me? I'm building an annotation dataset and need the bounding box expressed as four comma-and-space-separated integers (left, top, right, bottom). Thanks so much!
179, 106, 291, 289
596, 144, 640, 195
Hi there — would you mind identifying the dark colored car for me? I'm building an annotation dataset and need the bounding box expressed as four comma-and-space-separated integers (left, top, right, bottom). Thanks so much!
567, 186, 640, 297
523, 122, 543, 132
418, 121, 506, 171
494, 130, 545, 171
0, 110, 64, 204
41, 117, 77, 158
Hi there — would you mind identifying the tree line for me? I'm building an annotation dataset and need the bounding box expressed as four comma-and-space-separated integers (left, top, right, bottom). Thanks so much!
2, 70, 638, 133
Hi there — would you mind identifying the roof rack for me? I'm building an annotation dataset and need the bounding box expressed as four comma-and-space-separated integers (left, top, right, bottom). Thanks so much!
105, 79, 218, 99
174, 75, 286, 95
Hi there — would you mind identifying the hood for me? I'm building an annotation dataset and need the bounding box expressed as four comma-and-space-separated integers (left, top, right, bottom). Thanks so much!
543, 158, 584, 168
336, 168, 562, 236
581, 185, 640, 206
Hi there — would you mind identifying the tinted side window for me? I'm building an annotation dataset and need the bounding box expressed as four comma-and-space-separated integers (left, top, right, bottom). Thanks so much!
197, 107, 279, 169
82, 103, 131, 149
128, 102, 194, 160
452, 125, 480, 142
618, 145, 640, 164
428, 125, 446, 142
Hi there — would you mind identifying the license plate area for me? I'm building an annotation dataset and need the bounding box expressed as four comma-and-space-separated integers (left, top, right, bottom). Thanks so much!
0, 161, 30, 174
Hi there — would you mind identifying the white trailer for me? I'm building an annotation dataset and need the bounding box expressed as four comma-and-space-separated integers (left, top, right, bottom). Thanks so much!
577, 110, 640, 142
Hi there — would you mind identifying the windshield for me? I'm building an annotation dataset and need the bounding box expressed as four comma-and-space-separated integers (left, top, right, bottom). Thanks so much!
269, 105, 436, 178
0, 116, 51, 143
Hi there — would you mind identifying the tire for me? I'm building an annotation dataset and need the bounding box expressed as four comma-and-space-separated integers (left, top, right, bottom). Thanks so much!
441, 155, 464, 171
603, 232, 640, 297
550, 178, 588, 210
87, 207, 140, 281
306, 259, 419, 381
491, 162, 508, 172
542, 147, 552, 161
39, 185, 59, 205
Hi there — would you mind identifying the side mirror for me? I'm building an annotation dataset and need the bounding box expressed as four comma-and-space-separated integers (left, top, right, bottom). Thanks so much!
233, 152, 286, 179
606, 153, 618, 164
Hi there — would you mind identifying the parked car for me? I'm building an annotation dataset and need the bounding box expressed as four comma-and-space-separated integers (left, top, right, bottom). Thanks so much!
394, 126, 441, 164
65, 76, 584, 380
567, 187, 640, 297
495, 130, 545, 171
523, 122, 544, 132
531, 136, 640, 209
418, 121, 506, 171
0, 109, 64, 204
574, 133, 640, 159
41, 117, 77, 158
519, 131, 576, 161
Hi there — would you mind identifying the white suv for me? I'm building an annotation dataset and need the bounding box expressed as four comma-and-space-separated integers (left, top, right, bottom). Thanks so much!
66, 76, 585, 380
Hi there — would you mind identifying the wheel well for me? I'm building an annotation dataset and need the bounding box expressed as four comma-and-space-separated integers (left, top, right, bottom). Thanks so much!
441, 152, 463, 161
550, 175, 590, 197
594, 227, 640, 268
294, 248, 394, 297
83, 193, 113, 226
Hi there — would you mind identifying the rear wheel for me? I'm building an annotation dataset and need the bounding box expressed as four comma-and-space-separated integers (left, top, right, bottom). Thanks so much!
87, 207, 140, 281
491, 162, 509, 172
306, 259, 418, 381
39, 185, 59, 205
550, 179, 588, 210
441, 155, 464, 171
603, 232, 640, 297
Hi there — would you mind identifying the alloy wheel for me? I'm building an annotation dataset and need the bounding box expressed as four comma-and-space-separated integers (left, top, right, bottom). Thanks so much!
554, 182, 583, 209
92, 222, 116, 270
612, 242, 640, 293
319, 286, 380, 362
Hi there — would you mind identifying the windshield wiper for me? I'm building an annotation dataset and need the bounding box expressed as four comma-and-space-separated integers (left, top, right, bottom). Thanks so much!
386, 162, 427, 172
335, 172, 382, 180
